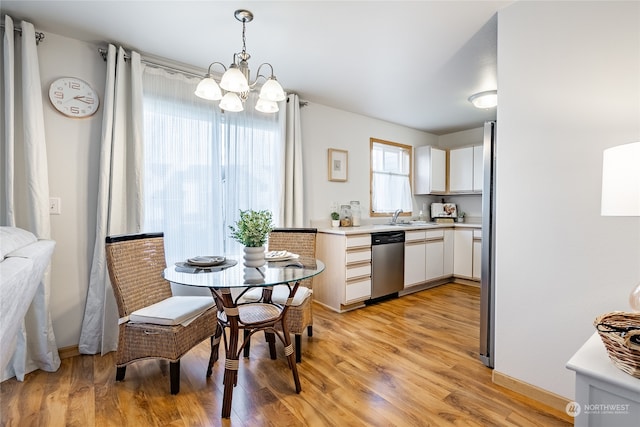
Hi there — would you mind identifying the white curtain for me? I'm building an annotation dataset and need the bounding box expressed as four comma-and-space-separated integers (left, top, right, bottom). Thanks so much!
282, 93, 304, 227
78, 45, 144, 354
1, 16, 60, 380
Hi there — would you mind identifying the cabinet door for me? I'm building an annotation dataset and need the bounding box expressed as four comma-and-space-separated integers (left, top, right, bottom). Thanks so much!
473, 145, 483, 192
449, 147, 474, 192
453, 229, 473, 277
443, 229, 454, 276
425, 240, 444, 280
414, 146, 446, 194
472, 239, 482, 280
404, 241, 426, 287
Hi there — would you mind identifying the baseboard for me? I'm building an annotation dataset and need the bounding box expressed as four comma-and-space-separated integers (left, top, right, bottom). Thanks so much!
58, 345, 80, 360
492, 370, 573, 423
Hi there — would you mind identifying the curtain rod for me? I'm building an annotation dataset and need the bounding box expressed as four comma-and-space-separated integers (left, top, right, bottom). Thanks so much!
97, 46, 306, 106
0, 23, 45, 45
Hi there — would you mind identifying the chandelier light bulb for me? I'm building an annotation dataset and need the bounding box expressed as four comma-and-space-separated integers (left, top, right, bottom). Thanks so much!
219, 92, 244, 112
220, 66, 249, 93
255, 98, 279, 113
259, 78, 286, 102
194, 76, 222, 100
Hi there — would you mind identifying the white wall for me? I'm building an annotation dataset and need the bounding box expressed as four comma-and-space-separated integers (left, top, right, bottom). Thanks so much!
300, 102, 438, 225
496, 1, 640, 399
37, 33, 106, 348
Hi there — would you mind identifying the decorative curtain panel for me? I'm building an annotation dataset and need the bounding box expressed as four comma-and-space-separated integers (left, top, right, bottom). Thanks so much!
282, 93, 304, 227
78, 45, 144, 354
0, 16, 60, 380
140, 66, 288, 271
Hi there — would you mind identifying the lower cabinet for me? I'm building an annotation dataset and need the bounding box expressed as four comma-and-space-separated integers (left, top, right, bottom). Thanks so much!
453, 228, 482, 281
404, 229, 449, 289
315, 233, 372, 312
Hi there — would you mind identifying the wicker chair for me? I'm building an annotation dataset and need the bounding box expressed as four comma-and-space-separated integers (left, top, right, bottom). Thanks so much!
105, 232, 220, 394
242, 228, 317, 362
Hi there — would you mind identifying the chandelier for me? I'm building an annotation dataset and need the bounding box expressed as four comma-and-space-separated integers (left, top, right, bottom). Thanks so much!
194, 9, 286, 113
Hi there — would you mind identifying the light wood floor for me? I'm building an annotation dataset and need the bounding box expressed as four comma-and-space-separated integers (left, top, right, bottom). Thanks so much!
1, 283, 571, 426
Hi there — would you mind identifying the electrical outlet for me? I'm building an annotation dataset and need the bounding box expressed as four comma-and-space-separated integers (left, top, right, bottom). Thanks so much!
49, 197, 61, 215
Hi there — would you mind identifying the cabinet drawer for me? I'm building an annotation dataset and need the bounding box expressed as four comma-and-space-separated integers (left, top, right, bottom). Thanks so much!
346, 234, 371, 248
345, 278, 371, 303
346, 263, 371, 279
473, 229, 482, 239
346, 249, 371, 264
405, 230, 426, 242
425, 229, 444, 240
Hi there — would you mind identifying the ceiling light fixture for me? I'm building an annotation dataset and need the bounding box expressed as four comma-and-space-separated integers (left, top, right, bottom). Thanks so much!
194, 9, 285, 113
468, 90, 498, 109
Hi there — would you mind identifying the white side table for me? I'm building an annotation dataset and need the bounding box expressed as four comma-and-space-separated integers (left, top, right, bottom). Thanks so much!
566, 333, 640, 426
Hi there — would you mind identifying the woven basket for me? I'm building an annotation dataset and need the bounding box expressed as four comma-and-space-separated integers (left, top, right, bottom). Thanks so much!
594, 311, 640, 378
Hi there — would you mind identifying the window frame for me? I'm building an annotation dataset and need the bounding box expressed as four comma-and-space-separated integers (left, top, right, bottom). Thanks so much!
369, 137, 413, 217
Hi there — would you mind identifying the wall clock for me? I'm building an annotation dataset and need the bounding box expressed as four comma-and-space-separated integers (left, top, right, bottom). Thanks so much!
48, 77, 100, 118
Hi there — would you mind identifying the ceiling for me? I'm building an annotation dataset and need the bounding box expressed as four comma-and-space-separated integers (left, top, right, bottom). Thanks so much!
2, 1, 511, 135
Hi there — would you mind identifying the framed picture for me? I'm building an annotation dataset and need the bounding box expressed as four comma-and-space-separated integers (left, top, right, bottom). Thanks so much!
328, 148, 348, 182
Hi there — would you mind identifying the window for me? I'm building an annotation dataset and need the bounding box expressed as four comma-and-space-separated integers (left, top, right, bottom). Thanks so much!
370, 138, 413, 216
141, 66, 284, 264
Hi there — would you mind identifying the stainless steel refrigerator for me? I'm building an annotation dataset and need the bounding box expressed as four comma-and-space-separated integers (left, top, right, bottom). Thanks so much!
480, 120, 496, 368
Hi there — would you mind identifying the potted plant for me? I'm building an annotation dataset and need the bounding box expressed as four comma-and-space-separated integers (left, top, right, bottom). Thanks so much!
229, 209, 273, 267
331, 211, 340, 227
457, 211, 466, 223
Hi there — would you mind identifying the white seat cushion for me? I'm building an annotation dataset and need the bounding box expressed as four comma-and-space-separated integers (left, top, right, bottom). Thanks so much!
0, 227, 37, 261
129, 296, 215, 326
242, 285, 312, 306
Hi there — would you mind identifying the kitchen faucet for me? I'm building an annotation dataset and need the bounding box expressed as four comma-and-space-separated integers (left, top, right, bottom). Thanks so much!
391, 209, 403, 224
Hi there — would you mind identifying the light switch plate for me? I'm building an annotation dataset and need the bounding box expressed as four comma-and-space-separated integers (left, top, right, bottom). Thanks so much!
49, 197, 61, 215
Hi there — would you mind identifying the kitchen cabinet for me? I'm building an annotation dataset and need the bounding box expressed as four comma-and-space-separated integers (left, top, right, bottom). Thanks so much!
453, 229, 473, 278
472, 229, 482, 280
449, 145, 482, 193
315, 233, 372, 312
443, 229, 454, 276
404, 229, 448, 288
404, 230, 426, 287
414, 145, 446, 194
453, 228, 481, 281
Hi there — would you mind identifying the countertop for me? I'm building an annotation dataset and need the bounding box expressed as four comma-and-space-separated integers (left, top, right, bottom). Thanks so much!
318, 222, 481, 235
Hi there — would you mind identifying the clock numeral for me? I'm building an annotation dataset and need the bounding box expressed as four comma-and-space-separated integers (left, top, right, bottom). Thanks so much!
53, 91, 64, 99
68, 81, 80, 90
70, 106, 80, 115
86, 97, 95, 105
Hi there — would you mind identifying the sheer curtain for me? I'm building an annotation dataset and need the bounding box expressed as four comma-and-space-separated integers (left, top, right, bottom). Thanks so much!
79, 45, 144, 354
141, 66, 285, 273
1, 16, 60, 380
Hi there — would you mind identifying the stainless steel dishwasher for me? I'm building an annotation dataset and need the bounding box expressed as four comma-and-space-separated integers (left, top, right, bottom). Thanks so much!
370, 231, 405, 300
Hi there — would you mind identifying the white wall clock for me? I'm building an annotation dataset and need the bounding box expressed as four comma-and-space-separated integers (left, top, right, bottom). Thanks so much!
48, 77, 100, 118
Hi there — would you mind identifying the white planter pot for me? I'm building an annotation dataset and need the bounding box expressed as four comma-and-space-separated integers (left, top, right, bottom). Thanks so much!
331, 220, 340, 227
243, 246, 265, 267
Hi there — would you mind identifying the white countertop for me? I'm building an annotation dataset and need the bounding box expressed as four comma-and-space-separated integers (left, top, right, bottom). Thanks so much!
318, 222, 481, 235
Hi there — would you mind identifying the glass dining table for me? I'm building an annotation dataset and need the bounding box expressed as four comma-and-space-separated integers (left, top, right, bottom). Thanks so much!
163, 257, 325, 418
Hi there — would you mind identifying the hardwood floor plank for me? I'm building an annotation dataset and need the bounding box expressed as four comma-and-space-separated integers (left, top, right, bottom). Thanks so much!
1, 284, 571, 426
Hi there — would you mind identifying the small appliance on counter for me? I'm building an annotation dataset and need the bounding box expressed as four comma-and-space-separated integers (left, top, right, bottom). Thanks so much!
431, 203, 457, 223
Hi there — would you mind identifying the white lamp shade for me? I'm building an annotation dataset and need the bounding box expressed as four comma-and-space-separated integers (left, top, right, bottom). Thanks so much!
194, 77, 222, 100
219, 92, 244, 112
259, 78, 286, 102
220, 67, 249, 93
469, 90, 497, 109
601, 141, 640, 216
255, 98, 279, 113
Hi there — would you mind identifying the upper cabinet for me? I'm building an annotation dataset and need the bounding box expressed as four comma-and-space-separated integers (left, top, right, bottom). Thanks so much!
414, 146, 446, 194
416, 144, 483, 195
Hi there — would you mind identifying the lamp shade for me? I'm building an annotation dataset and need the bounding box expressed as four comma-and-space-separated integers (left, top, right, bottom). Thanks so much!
194, 76, 222, 100
601, 141, 640, 216
219, 92, 244, 112
220, 67, 249, 93
259, 78, 286, 102
255, 98, 279, 113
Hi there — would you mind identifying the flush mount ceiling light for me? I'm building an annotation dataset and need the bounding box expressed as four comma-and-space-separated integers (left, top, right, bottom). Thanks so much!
194, 9, 285, 113
468, 90, 498, 109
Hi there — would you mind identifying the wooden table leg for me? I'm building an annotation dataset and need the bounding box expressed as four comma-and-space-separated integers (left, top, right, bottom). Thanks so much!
282, 281, 302, 393
216, 288, 240, 418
